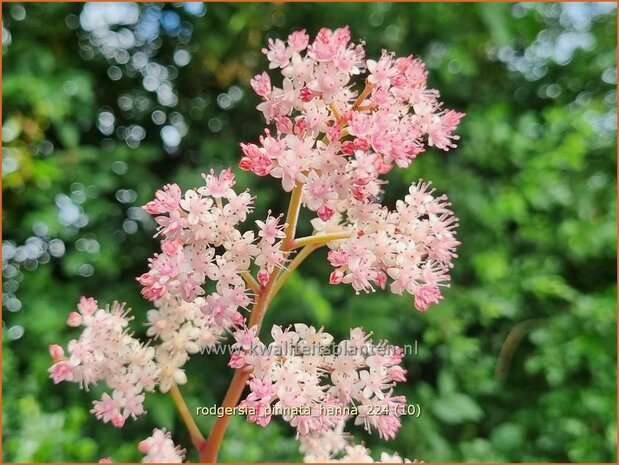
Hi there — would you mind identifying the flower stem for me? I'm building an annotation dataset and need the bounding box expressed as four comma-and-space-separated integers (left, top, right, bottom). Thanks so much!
248, 266, 280, 330
353, 80, 373, 109
169, 384, 205, 447
355, 104, 377, 112
329, 103, 343, 123
198, 367, 252, 462
286, 231, 351, 251
282, 182, 304, 249
240, 271, 260, 295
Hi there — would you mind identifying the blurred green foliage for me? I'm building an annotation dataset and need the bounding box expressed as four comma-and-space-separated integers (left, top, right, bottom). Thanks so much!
2, 2, 616, 463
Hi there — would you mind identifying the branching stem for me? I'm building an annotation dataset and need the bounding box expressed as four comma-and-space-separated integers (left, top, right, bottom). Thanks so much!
282, 183, 304, 250
285, 231, 351, 251
240, 271, 261, 294
169, 384, 204, 446
353, 80, 373, 109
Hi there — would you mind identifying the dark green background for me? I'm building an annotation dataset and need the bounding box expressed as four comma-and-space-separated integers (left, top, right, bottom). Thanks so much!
2, 2, 616, 462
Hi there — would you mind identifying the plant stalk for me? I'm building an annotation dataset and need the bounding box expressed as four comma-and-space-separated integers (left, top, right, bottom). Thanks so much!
169, 384, 205, 447
286, 231, 351, 251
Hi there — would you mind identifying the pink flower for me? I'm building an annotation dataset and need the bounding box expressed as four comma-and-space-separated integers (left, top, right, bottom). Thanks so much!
355, 394, 406, 440
91, 392, 122, 425
111, 414, 126, 428
66, 311, 82, 327
317, 204, 335, 221
251, 71, 272, 97
388, 365, 408, 383
52, 28, 464, 461
48, 344, 65, 361
161, 239, 183, 256
123, 392, 146, 419
327, 249, 349, 267
414, 283, 443, 312
143, 184, 181, 215
201, 168, 236, 198
263, 38, 292, 69
255, 241, 287, 273
288, 29, 310, 52
139, 428, 185, 463
50, 298, 160, 425
308, 26, 351, 62
315, 63, 350, 102
270, 150, 309, 192
77, 296, 98, 316
427, 110, 465, 150
324, 179, 458, 311
257, 269, 270, 287
299, 86, 314, 102
241, 26, 463, 234
49, 360, 74, 384
367, 53, 397, 89
235, 324, 408, 439
256, 212, 286, 244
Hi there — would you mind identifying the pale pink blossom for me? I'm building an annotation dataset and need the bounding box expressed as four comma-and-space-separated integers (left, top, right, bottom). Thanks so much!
200, 168, 236, 198
413, 283, 443, 312
262, 38, 293, 69
250, 71, 272, 97
300, 421, 419, 462
143, 184, 181, 215
49, 360, 74, 384
288, 29, 310, 52
427, 110, 465, 150
255, 211, 286, 244
49, 300, 159, 425
139, 428, 185, 463
244, 28, 463, 276
66, 311, 82, 327
324, 180, 459, 311
48, 344, 65, 361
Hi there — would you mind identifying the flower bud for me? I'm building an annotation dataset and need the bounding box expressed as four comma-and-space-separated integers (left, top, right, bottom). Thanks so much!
299, 86, 314, 102
257, 269, 270, 287
341, 140, 355, 155
329, 270, 344, 284
317, 204, 335, 221
66, 312, 82, 327
112, 414, 126, 429
48, 344, 65, 361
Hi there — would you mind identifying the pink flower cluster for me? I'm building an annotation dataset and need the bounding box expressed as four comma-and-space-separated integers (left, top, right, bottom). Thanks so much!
139, 428, 185, 463
139, 169, 257, 304
300, 423, 416, 462
322, 181, 459, 311
138, 168, 290, 329
241, 27, 463, 311
49, 26, 463, 463
243, 26, 463, 197
145, 296, 225, 393
231, 324, 407, 440
48, 297, 159, 428
135, 169, 294, 393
